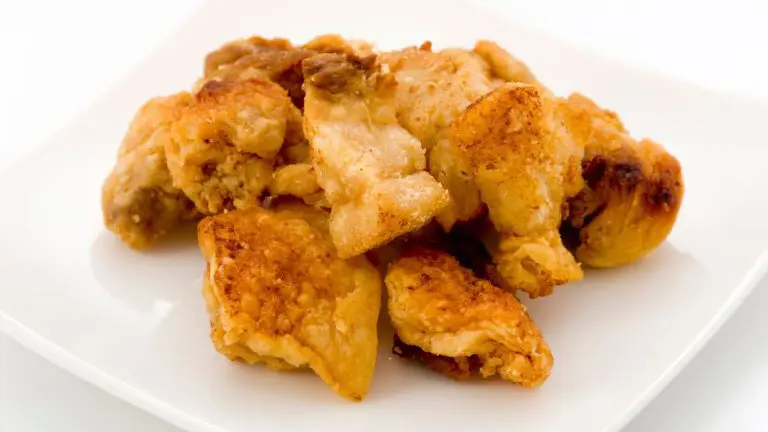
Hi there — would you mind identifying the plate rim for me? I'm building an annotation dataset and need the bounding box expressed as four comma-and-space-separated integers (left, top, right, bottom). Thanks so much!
607, 250, 768, 431
0, 313, 223, 432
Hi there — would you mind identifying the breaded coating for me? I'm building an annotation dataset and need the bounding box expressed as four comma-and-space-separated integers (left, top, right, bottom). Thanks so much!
199, 205, 381, 401
272, 135, 319, 204
379, 44, 496, 230
101, 93, 199, 248
165, 79, 302, 214
302, 34, 375, 57
386, 246, 553, 387
204, 36, 294, 77
560, 93, 684, 268
473, 40, 541, 87
379, 43, 493, 149
302, 53, 449, 258
203, 34, 375, 109
204, 47, 314, 110
268, 163, 321, 198
428, 136, 484, 230
451, 83, 584, 297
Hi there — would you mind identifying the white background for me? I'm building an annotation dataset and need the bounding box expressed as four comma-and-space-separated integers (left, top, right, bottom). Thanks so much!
1, 0, 767, 430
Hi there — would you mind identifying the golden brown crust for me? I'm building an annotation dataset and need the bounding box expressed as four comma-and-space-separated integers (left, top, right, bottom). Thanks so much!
101, 93, 200, 249
454, 84, 543, 168
199, 206, 381, 400
195, 78, 286, 108
560, 93, 684, 268
165, 78, 301, 214
386, 246, 553, 387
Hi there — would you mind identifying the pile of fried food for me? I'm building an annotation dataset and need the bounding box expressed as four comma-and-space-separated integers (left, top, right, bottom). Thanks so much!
101, 34, 683, 401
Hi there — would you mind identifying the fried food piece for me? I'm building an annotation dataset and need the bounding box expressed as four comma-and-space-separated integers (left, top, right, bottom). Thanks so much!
199, 204, 381, 401
379, 43, 496, 230
302, 34, 375, 57
204, 36, 294, 77
272, 131, 317, 204
101, 93, 199, 248
560, 93, 684, 268
268, 128, 320, 203
302, 53, 449, 258
452, 83, 583, 298
473, 40, 541, 87
203, 35, 375, 109
379, 43, 494, 149
204, 48, 313, 110
165, 79, 303, 214
386, 246, 553, 387
428, 136, 484, 230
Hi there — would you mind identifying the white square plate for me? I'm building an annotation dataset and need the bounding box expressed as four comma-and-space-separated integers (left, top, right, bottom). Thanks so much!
2, 1, 767, 431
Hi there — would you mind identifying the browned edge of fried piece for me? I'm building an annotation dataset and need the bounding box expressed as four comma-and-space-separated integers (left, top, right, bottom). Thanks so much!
101, 93, 199, 249
559, 94, 684, 267
392, 334, 479, 380
217, 49, 316, 109
473, 40, 539, 86
302, 52, 378, 95
204, 36, 294, 76
302, 34, 375, 57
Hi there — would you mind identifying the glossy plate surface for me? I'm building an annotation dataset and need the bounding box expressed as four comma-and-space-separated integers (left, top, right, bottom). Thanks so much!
1, 1, 767, 431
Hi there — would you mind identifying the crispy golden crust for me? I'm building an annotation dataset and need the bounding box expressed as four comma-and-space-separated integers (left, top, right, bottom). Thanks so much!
451, 83, 583, 297
560, 94, 684, 267
303, 53, 449, 257
199, 206, 381, 401
473, 40, 540, 86
101, 93, 199, 249
386, 246, 553, 387
165, 78, 302, 214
